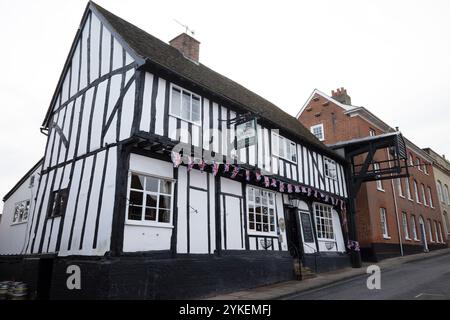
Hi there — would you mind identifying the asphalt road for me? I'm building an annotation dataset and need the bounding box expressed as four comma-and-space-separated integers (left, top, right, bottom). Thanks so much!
287, 252, 450, 300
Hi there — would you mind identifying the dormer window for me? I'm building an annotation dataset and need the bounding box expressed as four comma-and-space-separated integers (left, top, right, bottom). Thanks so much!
324, 157, 337, 180
170, 85, 201, 125
271, 132, 297, 163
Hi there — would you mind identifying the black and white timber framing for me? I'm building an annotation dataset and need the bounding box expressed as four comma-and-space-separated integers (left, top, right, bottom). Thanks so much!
0, 2, 353, 299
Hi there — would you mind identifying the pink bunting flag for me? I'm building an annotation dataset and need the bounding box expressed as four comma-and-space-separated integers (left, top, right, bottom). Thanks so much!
271, 178, 277, 188
307, 188, 312, 197
314, 190, 318, 198
171, 151, 182, 168
287, 184, 293, 193
212, 162, 219, 176
264, 176, 270, 187
187, 156, 194, 172
294, 185, 301, 193
245, 170, 251, 181
231, 166, 240, 178
255, 171, 262, 181
279, 182, 285, 193
302, 186, 308, 194
199, 159, 206, 172
325, 195, 329, 202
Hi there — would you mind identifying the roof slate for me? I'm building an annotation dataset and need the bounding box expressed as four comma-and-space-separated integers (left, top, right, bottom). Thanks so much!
90, 2, 338, 157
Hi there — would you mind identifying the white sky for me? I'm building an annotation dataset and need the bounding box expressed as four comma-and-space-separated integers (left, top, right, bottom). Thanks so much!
1, 0, 449, 213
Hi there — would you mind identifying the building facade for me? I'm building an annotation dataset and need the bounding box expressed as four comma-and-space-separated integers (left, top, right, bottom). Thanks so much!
297, 88, 447, 261
0, 3, 355, 299
423, 148, 450, 244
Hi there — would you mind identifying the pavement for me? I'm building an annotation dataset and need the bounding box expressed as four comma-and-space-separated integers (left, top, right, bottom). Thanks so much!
206, 248, 450, 300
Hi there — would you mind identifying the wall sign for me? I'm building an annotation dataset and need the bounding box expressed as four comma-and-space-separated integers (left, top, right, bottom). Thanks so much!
300, 211, 314, 243
235, 119, 257, 149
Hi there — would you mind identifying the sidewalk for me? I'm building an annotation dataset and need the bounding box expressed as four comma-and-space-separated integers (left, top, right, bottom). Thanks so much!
206, 248, 450, 300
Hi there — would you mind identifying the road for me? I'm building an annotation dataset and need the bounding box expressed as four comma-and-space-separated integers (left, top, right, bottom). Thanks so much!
287, 252, 450, 300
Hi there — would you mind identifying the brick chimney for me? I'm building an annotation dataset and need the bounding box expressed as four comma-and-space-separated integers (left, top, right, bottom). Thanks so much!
331, 87, 351, 105
169, 33, 200, 63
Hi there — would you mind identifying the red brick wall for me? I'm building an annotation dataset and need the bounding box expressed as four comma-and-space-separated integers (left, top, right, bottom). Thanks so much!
298, 92, 447, 250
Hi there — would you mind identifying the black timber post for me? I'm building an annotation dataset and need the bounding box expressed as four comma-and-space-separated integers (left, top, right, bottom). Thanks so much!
344, 162, 362, 268
109, 143, 131, 256
214, 174, 222, 256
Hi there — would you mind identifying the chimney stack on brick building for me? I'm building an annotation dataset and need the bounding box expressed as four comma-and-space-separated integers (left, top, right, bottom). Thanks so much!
169, 33, 200, 63
331, 87, 351, 105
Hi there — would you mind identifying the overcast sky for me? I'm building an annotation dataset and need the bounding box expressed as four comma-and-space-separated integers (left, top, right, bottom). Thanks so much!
1, 0, 449, 213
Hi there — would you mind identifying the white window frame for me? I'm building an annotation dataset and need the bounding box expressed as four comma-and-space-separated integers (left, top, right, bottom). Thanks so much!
416, 158, 422, 171
438, 222, 443, 243
310, 124, 324, 141
374, 163, 384, 191
424, 162, 429, 175
125, 172, 175, 227
444, 184, 450, 205
369, 128, 376, 137
324, 157, 337, 180
271, 132, 297, 163
397, 178, 404, 198
437, 180, 444, 203
427, 219, 434, 242
409, 154, 414, 167
380, 207, 390, 239
413, 180, 421, 204
411, 215, 419, 240
246, 186, 277, 236
314, 203, 335, 240
169, 84, 202, 126
402, 212, 410, 240
405, 178, 413, 201
12, 200, 30, 225
428, 186, 434, 208
421, 184, 428, 207
434, 221, 440, 243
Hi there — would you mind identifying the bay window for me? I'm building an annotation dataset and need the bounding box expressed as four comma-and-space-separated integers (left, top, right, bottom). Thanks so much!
314, 203, 334, 240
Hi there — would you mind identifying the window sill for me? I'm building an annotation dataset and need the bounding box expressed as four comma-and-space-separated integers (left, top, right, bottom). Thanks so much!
405, 237, 411, 241
383, 236, 391, 240
399, 195, 405, 199
414, 239, 420, 242
11, 221, 28, 226
271, 154, 297, 165
125, 221, 174, 229
377, 188, 385, 192
408, 198, 414, 202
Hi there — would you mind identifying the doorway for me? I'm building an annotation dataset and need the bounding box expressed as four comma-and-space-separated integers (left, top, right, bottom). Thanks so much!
37, 258, 54, 300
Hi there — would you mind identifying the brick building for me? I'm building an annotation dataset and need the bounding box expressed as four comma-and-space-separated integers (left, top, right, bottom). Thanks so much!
297, 88, 447, 261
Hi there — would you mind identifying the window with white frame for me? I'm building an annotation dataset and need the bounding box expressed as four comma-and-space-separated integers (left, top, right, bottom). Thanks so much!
247, 187, 276, 234
416, 158, 422, 171
424, 163, 428, 174
413, 180, 421, 203
12, 200, 30, 224
310, 124, 324, 141
314, 203, 334, 240
324, 157, 337, 180
380, 208, 389, 238
402, 212, 410, 239
411, 215, 418, 240
127, 173, 174, 225
438, 222, 443, 243
437, 180, 444, 203
444, 185, 450, 205
374, 163, 384, 191
405, 178, 412, 200
170, 85, 201, 125
409, 154, 414, 167
427, 219, 434, 242
369, 128, 376, 137
427, 187, 434, 208
434, 221, 440, 243
271, 132, 297, 162
397, 179, 404, 197
47, 189, 69, 218
421, 184, 428, 206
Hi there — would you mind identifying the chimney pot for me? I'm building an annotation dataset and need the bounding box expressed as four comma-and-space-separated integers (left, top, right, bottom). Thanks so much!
169, 33, 200, 62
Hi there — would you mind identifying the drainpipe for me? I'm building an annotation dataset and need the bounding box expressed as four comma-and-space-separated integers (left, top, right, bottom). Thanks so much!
387, 148, 404, 256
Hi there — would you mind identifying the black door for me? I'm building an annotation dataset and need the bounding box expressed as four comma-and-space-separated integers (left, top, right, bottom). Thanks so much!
285, 207, 303, 258
37, 258, 54, 300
